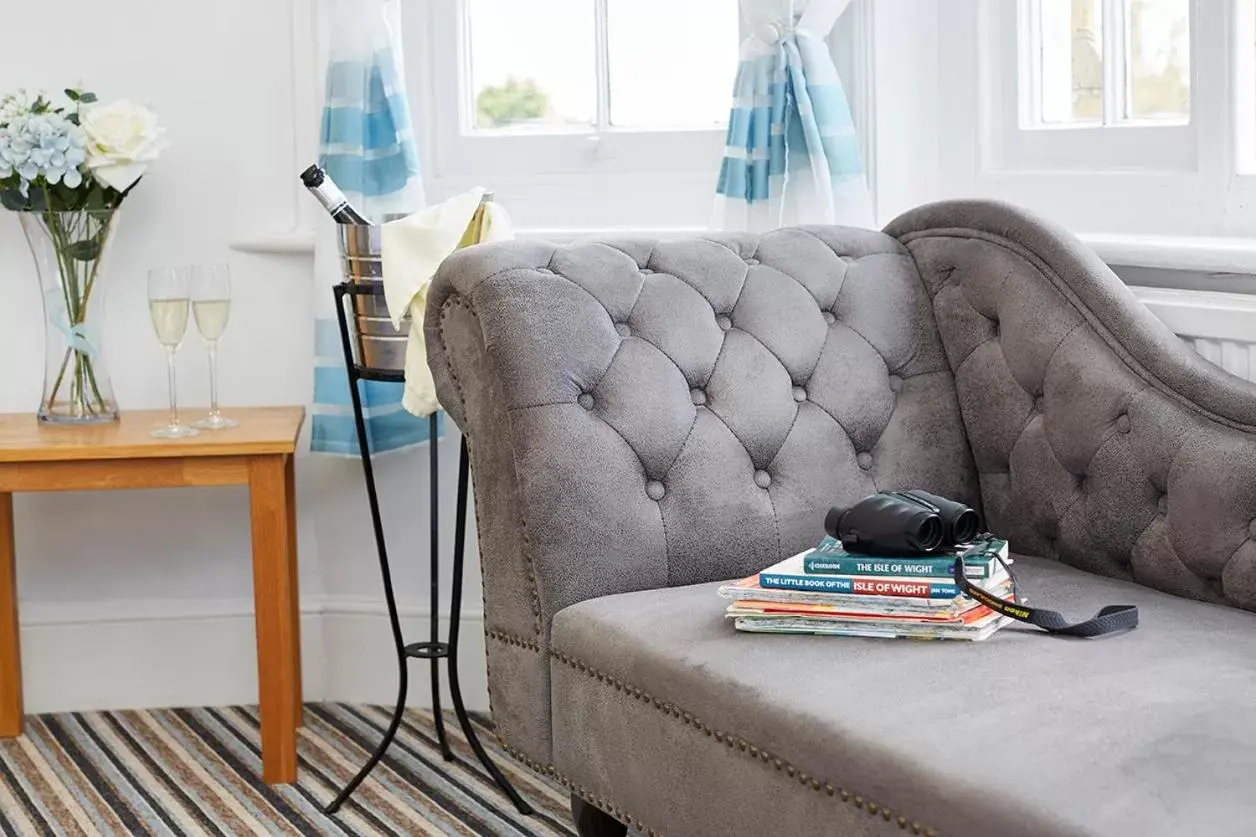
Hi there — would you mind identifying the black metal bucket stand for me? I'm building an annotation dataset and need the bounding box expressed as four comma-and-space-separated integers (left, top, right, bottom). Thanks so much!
323, 281, 533, 816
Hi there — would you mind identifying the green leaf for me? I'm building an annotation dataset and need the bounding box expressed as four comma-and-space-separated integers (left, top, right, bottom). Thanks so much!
77, 92, 97, 104
66, 112, 80, 126
0, 190, 27, 211
65, 239, 101, 261
54, 183, 82, 211
84, 184, 107, 211
64, 89, 80, 101
25, 188, 46, 212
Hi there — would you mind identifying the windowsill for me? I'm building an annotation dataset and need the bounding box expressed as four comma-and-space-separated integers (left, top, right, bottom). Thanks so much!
1078, 233, 1256, 274
229, 226, 1256, 276
230, 230, 318, 255
227, 226, 699, 255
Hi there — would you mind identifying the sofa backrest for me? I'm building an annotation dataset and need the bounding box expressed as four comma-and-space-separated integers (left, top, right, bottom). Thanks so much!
426, 227, 979, 644
889, 201, 1256, 611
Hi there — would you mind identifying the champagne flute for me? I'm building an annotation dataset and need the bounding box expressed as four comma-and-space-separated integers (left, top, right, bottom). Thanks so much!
147, 268, 198, 439
191, 263, 238, 429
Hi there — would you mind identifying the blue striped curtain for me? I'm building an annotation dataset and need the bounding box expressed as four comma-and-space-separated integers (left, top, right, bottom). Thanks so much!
310, 0, 437, 456
714, 0, 873, 231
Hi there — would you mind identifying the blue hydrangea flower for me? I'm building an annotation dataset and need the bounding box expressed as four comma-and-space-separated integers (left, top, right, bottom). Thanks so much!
0, 111, 88, 195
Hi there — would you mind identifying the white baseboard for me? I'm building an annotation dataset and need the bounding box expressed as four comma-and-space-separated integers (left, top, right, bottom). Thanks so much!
16, 598, 488, 716
320, 604, 489, 712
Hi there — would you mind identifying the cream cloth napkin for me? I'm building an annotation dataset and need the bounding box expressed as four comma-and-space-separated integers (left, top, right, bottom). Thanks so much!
382, 187, 515, 417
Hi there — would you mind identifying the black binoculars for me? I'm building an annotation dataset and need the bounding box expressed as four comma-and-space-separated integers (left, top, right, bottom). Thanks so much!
823, 490, 982, 557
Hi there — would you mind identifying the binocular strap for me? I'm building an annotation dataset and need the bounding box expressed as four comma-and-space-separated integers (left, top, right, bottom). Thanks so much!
954, 547, 1139, 638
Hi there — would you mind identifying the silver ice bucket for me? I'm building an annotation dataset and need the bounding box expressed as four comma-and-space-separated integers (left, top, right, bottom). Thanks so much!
337, 224, 409, 372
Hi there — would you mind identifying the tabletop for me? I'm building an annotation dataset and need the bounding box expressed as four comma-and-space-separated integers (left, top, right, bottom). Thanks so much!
0, 407, 306, 463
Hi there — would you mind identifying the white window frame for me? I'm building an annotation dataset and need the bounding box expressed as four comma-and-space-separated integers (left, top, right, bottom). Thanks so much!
982, 0, 1197, 174
418, 0, 732, 183
1233, 0, 1256, 174
916, 0, 1253, 237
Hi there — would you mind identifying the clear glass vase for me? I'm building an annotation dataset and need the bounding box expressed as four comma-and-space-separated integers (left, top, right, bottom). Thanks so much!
18, 210, 120, 423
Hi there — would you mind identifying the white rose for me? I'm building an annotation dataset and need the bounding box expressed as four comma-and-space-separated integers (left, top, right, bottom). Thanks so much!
81, 99, 168, 193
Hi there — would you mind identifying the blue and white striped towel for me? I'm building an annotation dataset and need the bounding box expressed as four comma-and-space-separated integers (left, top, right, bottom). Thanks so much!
714, 0, 873, 231
310, 0, 434, 456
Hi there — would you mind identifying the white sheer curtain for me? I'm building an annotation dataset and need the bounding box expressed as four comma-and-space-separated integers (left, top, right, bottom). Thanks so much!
714, 0, 874, 232
310, 0, 430, 456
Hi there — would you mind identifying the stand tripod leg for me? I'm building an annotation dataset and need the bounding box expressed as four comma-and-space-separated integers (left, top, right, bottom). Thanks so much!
429, 414, 452, 760
447, 437, 534, 815
324, 285, 411, 815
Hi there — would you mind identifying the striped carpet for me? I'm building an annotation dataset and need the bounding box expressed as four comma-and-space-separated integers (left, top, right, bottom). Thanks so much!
0, 704, 577, 836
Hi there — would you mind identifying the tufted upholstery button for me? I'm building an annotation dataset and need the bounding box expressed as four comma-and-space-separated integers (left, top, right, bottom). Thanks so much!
792, 386, 807, 402
1249, 519, 1256, 540
716, 315, 732, 330
578, 393, 595, 410
888, 375, 903, 393
615, 323, 632, 337
745, 257, 760, 266
645, 480, 665, 501
754, 470, 772, 489
1034, 396, 1045, 413
639, 267, 654, 274
690, 388, 707, 406
1116, 413, 1131, 434
857, 452, 873, 471
822, 311, 836, 324
1158, 494, 1168, 515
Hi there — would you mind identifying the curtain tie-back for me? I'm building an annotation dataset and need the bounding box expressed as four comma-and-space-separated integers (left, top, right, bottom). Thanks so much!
751, 18, 820, 53
713, 0, 874, 231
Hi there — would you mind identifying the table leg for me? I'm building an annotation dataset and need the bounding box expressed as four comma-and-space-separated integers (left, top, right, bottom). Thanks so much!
249, 455, 298, 784
284, 454, 302, 727
0, 493, 20, 738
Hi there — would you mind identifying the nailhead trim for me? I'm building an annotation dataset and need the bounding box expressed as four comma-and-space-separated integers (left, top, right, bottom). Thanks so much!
439, 296, 543, 636
551, 648, 940, 834
485, 628, 543, 652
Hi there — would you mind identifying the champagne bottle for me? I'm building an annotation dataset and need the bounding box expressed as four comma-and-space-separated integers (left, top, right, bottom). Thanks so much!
299, 164, 370, 225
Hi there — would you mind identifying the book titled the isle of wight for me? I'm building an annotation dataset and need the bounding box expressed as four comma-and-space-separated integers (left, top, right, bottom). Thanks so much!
759, 548, 1011, 600
802, 536, 1009, 580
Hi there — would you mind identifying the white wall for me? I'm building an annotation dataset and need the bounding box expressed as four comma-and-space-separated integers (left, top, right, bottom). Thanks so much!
0, 0, 488, 713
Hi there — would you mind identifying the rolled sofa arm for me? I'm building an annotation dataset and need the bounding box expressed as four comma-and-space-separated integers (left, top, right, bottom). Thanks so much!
886, 199, 1256, 611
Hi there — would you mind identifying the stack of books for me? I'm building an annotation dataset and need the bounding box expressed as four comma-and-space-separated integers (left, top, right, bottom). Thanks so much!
719, 535, 1016, 641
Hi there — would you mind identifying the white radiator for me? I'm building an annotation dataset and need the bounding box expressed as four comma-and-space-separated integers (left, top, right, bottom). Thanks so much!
1132, 287, 1256, 384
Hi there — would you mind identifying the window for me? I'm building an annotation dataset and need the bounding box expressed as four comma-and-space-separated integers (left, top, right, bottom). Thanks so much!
421, 0, 741, 188
465, 0, 737, 132
1028, 0, 1190, 127
974, 0, 1196, 176
894, 1, 1256, 236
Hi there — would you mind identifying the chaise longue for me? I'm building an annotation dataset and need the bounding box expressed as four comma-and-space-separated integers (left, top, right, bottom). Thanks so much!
425, 200, 1256, 837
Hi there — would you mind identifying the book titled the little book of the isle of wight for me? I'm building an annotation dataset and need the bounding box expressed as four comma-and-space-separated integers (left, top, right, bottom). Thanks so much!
759, 544, 1011, 600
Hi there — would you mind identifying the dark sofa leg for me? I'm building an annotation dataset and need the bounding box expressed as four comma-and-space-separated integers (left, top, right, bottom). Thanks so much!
572, 794, 628, 837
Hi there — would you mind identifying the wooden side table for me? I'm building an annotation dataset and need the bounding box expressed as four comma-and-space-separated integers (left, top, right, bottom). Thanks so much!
0, 406, 306, 784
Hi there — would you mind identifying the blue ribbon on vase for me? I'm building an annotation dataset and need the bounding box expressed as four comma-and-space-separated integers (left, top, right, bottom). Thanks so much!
44, 288, 99, 357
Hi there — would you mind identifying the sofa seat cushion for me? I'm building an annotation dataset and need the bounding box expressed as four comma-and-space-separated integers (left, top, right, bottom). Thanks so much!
549, 555, 1256, 837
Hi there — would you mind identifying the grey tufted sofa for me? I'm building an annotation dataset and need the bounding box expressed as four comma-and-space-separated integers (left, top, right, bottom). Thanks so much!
425, 200, 1256, 837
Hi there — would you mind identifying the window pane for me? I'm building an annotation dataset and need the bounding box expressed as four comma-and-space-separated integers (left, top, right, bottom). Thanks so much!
467, 0, 596, 130
607, 0, 739, 128
1038, 0, 1104, 123
1126, 0, 1190, 120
